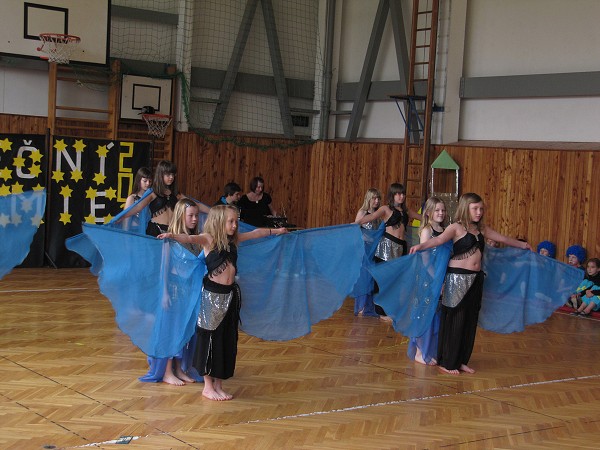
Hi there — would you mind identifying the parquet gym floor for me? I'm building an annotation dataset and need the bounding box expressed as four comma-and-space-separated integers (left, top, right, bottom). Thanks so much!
1, 268, 599, 449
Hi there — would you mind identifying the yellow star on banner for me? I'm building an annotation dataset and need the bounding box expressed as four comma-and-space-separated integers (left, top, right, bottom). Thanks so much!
71, 169, 83, 182
54, 139, 68, 152
84, 214, 97, 224
103, 214, 114, 224
96, 145, 109, 158
31, 214, 43, 227
93, 172, 106, 185
59, 211, 72, 225
0, 138, 12, 152
0, 185, 11, 196
85, 187, 98, 199
0, 167, 12, 181
12, 156, 25, 168
60, 185, 73, 198
52, 170, 64, 182
0, 213, 9, 226
11, 182, 24, 194
29, 150, 43, 163
29, 164, 43, 177
11, 213, 22, 226
105, 187, 117, 200
73, 140, 86, 153
32, 183, 44, 191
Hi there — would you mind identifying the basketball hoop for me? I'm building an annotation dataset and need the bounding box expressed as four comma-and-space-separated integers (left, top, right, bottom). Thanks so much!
142, 114, 172, 139
37, 33, 81, 64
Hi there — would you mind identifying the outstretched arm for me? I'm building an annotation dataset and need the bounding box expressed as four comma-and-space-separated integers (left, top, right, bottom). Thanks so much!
238, 227, 288, 243
355, 206, 388, 225
158, 231, 211, 247
483, 226, 531, 250
118, 192, 155, 221
410, 223, 458, 254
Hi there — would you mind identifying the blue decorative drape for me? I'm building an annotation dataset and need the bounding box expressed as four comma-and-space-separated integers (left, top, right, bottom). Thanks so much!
68, 222, 365, 354
368, 245, 582, 337
0, 190, 46, 279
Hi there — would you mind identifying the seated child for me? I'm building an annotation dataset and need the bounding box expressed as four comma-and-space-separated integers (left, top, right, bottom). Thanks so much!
571, 258, 600, 316
537, 240, 556, 258
566, 244, 586, 270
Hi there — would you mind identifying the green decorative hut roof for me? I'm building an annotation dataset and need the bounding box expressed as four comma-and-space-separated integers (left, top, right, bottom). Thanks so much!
431, 150, 459, 170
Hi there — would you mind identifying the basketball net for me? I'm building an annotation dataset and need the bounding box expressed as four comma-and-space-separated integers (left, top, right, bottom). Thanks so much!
142, 114, 172, 139
38, 33, 81, 64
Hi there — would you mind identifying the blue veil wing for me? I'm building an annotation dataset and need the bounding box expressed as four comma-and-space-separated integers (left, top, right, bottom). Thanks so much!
350, 222, 385, 298
66, 189, 154, 274
368, 242, 452, 337
480, 247, 583, 333
237, 224, 364, 341
76, 224, 205, 357
0, 190, 46, 279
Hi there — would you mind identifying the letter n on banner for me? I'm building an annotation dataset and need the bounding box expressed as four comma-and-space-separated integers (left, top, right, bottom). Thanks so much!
47, 137, 150, 267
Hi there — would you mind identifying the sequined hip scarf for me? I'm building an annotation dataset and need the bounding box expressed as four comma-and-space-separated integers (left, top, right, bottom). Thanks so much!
374, 233, 407, 261
441, 267, 482, 308
198, 277, 236, 330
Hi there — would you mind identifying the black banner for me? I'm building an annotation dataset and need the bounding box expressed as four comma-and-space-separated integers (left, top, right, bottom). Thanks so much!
0, 134, 48, 267
47, 137, 150, 267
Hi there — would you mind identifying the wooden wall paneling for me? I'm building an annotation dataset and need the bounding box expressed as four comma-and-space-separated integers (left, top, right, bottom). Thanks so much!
0, 114, 47, 134
173, 138, 598, 250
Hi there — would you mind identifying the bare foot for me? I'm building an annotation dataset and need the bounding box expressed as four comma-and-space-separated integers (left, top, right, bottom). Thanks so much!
162, 372, 185, 386
215, 387, 233, 400
202, 386, 226, 401
459, 364, 475, 374
427, 358, 438, 366
414, 349, 427, 365
174, 368, 195, 383
213, 379, 233, 400
438, 366, 460, 375
379, 315, 393, 323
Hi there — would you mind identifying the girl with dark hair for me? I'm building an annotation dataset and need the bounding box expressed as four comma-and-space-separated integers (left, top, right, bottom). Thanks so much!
119, 160, 210, 236
124, 166, 152, 209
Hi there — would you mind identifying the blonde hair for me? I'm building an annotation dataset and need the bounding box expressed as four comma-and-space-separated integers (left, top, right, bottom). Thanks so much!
454, 193, 484, 231
419, 196, 446, 236
169, 198, 199, 235
360, 188, 382, 211
203, 205, 238, 252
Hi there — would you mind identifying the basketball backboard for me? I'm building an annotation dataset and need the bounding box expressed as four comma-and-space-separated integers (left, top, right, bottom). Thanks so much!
0, 0, 110, 65
121, 75, 173, 120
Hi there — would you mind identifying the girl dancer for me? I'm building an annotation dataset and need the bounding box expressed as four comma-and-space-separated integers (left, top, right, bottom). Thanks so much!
410, 193, 530, 375
159, 205, 287, 400
408, 196, 447, 365
124, 166, 152, 209
356, 183, 420, 317
140, 198, 202, 385
353, 188, 382, 316
120, 160, 210, 236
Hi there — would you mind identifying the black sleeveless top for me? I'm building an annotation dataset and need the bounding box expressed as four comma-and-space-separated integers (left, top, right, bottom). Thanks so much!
149, 193, 177, 218
385, 207, 408, 229
452, 231, 485, 260
205, 243, 238, 278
